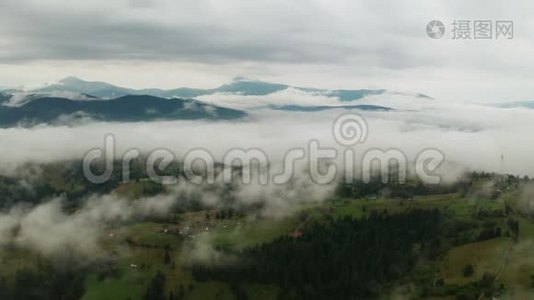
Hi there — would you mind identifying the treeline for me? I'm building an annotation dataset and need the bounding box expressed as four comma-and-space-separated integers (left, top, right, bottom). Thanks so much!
191, 209, 444, 299
335, 177, 471, 199
336, 171, 530, 200
0, 161, 121, 208
0, 265, 86, 300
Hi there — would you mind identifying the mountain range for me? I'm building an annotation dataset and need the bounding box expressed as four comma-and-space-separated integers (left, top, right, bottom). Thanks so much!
0, 95, 246, 127
7, 76, 400, 100
494, 101, 534, 109
0, 76, 417, 127
269, 104, 392, 112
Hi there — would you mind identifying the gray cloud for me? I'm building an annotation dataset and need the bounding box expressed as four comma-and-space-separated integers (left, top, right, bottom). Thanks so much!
0, 0, 364, 64
1, 1, 534, 102
4, 0, 530, 70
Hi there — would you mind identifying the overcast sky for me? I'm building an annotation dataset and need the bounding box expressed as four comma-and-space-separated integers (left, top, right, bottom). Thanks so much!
0, 0, 533, 101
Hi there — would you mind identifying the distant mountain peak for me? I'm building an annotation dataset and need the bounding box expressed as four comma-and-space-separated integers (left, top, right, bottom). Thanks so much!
59, 76, 85, 84
232, 76, 250, 82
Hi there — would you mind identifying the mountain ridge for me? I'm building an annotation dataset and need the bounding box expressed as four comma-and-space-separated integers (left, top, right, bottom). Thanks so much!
0, 94, 246, 127
4, 76, 427, 101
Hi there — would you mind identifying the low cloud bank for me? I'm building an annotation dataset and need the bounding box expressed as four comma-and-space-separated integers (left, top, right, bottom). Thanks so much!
0, 92, 532, 177
0, 194, 175, 257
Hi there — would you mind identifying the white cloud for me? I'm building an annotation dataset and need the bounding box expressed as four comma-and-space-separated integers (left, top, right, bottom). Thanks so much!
0, 194, 176, 257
